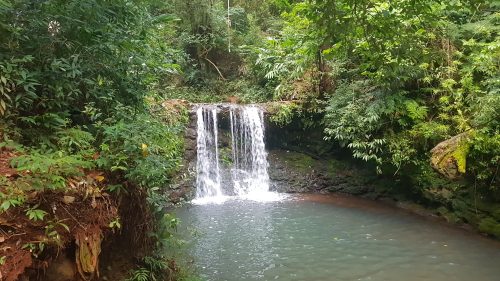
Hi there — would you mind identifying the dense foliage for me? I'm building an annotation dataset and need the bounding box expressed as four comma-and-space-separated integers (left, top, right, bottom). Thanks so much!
0, 0, 189, 279
245, 0, 499, 190
0, 0, 499, 279
0, 0, 188, 199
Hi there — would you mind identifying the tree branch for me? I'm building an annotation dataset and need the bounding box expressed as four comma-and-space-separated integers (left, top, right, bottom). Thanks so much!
204, 57, 226, 80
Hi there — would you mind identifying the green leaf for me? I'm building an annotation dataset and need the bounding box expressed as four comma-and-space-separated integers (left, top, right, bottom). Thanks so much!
1, 200, 11, 211
26, 208, 48, 221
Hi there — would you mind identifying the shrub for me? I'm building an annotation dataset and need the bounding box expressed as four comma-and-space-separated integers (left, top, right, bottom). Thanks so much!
97, 113, 185, 190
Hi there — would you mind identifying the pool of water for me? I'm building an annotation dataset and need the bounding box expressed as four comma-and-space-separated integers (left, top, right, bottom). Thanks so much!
174, 194, 500, 281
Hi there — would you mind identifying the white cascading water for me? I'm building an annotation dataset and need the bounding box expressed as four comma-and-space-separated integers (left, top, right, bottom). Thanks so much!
194, 104, 279, 203
195, 107, 223, 198
229, 106, 270, 197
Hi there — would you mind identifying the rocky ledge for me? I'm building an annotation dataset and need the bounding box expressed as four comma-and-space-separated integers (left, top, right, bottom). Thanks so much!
267, 149, 385, 197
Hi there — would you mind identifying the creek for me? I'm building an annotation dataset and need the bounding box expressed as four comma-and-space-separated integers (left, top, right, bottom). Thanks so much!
176, 194, 500, 281
178, 104, 500, 281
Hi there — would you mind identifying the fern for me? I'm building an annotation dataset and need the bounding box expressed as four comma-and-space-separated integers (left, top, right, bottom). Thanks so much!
143, 256, 168, 272
8, 150, 94, 191
404, 100, 428, 122
127, 268, 152, 281
57, 128, 95, 154
11, 151, 93, 177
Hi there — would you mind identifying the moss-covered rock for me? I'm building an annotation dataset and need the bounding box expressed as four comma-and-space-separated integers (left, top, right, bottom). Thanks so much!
326, 159, 350, 177
267, 149, 381, 196
430, 132, 472, 179
436, 206, 462, 223
451, 197, 482, 225
278, 151, 315, 172
478, 218, 500, 239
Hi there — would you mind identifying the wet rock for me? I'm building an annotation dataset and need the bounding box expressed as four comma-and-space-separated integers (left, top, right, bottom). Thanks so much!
185, 128, 197, 140
267, 149, 377, 196
185, 138, 196, 148
422, 187, 454, 204
436, 206, 461, 223
169, 190, 186, 204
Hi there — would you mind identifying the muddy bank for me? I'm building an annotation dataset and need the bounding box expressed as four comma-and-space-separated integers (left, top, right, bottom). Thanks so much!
0, 191, 118, 281
0, 148, 153, 281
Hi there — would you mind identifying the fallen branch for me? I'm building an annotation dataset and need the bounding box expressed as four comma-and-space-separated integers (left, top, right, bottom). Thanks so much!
203, 57, 226, 81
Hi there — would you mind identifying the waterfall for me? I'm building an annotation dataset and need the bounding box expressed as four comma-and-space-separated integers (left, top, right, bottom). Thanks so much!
230, 106, 270, 196
195, 104, 278, 203
195, 107, 223, 198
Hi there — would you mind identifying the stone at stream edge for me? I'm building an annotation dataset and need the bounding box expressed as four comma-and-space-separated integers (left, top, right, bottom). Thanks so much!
430, 132, 472, 180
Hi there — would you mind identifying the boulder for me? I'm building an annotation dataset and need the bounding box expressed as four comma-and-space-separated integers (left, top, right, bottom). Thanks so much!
430, 132, 472, 180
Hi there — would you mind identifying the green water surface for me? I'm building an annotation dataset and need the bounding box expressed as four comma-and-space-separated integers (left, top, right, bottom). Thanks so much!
175, 194, 500, 281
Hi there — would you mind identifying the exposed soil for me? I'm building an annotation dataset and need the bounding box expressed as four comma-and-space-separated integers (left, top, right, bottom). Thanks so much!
1, 144, 186, 281
0, 148, 118, 281
0, 193, 117, 281
0, 150, 18, 178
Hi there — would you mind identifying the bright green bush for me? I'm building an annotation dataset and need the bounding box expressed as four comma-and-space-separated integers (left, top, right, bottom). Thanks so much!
268, 102, 300, 126
97, 113, 185, 190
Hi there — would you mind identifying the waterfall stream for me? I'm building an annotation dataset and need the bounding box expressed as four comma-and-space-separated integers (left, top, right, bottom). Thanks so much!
230, 106, 270, 196
195, 107, 223, 198
195, 104, 278, 203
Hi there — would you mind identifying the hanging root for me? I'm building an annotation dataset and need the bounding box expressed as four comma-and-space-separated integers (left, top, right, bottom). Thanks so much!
75, 227, 102, 281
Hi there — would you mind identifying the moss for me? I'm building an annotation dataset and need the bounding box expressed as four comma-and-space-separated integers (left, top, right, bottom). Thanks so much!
436, 206, 462, 223
280, 151, 315, 171
422, 187, 453, 203
219, 147, 233, 166
326, 159, 349, 176
478, 218, 500, 239
493, 208, 500, 221
450, 142, 470, 174
430, 132, 472, 179
451, 198, 482, 225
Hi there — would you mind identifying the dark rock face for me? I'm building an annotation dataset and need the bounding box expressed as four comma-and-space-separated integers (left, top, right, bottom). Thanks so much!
165, 113, 197, 204
268, 150, 380, 197
184, 111, 198, 162
185, 127, 197, 140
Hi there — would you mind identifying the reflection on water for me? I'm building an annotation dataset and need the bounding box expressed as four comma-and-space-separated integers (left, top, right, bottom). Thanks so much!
175, 194, 500, 281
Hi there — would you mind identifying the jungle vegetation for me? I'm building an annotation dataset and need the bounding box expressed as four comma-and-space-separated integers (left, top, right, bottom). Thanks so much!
0, 0, 498, 280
